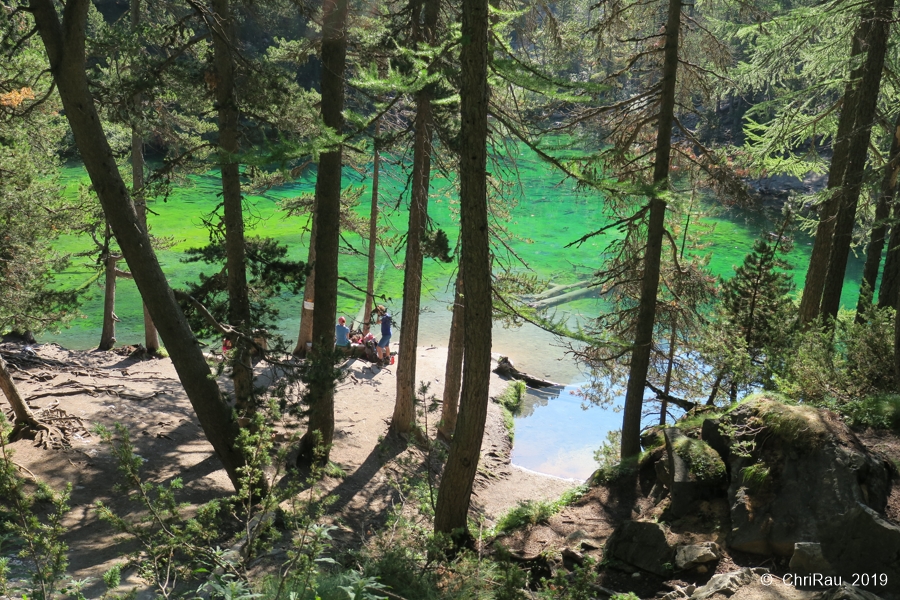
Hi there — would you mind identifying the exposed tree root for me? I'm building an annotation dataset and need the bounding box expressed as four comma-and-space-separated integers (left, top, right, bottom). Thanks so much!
4, 404, 90, 450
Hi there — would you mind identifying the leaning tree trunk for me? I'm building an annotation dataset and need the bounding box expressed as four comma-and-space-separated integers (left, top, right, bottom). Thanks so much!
30, 0, 248, 491
619, 0, 681, 460
211, 0, 254, 411
438, 266, 464, 441
819, 0, 892, 323
0, 355, 39, 428
797, 14, 874, 326
434, 0, 490, 542
131, 0, 159, 353
856, 112, 900, 320
393, 0, 440, 436
298, 0, 349, 463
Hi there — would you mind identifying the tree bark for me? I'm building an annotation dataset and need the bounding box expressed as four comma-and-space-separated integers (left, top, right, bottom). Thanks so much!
895, 290, 900, 389
856, 109, 899, 319
438, 266, 464, 440
30, 0, 247, 490
99, 231, 119, 351
798, 14, 874, 326
0, 355, 39, 428
210, 0, 253, 411
393, 0, 440, 436
819, 0, 892, 323
363, 120, 381, 335
131, 0, 159, 353
879, 212, 900, 311
294, 211, 317, 355
876, 119, 900, 311
298, 0, 349, 463
620, 0, 681, 460
434, 0, 490, 541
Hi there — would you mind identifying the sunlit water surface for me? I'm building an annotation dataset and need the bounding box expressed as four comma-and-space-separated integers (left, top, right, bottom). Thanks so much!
44, 144, 870, 479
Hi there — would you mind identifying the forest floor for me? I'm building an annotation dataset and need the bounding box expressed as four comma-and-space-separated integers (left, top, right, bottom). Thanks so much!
3, 341, 899, 600
0, 342, 574, 594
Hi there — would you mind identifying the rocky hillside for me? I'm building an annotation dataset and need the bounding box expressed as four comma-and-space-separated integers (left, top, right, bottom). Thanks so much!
496, 395, 900, 600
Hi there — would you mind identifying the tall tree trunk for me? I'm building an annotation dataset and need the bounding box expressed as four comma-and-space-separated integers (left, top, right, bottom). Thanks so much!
659, 323, 676, 426
819, 0, 892, 323
131, 0, 159, 353
879, 207, 900, 311
99, 226, 118, 351
211, 0, 253, 411
895, 290, 900, 389
856, 111, 899, 319
363, 121, 381, 335
619, 0, 681, 460
294, 212, 317, 355
298, 0, 349, 463
0, 355, 39, 428
393, 0, 440, 436
876, 119, 900, 310
434, 0, 490, 542
797, 14, 874, 326
31, 0, 248, 491
438, 266, 464, 441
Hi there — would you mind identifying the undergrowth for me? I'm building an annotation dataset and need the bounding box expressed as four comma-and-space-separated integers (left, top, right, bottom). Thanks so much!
491, 486, 588, 535
495, 381, 526, 444
0, 389, 646, 600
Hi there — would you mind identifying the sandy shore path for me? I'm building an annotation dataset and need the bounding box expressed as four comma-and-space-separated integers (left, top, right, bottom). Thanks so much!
1, 341, 577, 585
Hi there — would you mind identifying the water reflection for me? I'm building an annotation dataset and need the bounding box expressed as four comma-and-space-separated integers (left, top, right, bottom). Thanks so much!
510, 383, 623, 481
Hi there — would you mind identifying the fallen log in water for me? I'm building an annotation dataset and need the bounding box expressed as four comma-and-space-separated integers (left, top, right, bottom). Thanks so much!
493, 356, 561, 389
527, 284, 599, 310
526, 280, 590, 302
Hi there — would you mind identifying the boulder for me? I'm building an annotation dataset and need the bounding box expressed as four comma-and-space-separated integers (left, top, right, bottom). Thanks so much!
664, 428, 726, 517
712, 399, 892, 556
690, 567, 768, 600
820, 584, 886, 600
675, 542, 721, 570
789, 542, 834, 576
605, 520, 674, 577
819, 503, 900, 596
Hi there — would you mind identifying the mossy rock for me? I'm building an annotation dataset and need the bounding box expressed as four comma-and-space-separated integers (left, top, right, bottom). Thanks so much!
672, 437, 727, 484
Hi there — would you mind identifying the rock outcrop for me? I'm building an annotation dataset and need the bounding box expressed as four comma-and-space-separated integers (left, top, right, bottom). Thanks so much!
638, 396, 898, 594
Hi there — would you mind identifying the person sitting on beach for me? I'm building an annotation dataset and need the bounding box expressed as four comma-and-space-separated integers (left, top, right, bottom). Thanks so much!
375, 305, 392, 365
363, 333, 378, 362
335, 316, 351, 350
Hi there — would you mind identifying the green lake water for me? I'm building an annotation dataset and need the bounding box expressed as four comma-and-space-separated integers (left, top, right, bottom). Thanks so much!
44, 149, 866, 480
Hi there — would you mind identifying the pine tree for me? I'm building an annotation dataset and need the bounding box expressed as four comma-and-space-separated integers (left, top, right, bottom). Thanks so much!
708, 226, 795, 402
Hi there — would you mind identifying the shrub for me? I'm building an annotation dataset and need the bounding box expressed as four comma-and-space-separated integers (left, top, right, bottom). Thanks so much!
493, 486, 588, 534
840, 394, 900, 431
776, 307, 895, 407
593, 429, 621, 469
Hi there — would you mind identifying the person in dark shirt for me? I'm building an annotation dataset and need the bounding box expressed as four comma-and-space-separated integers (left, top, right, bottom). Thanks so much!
375, 305, 392, 365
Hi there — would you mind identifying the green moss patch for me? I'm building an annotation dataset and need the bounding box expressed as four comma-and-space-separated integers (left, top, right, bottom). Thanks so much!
672, 437, 726, 483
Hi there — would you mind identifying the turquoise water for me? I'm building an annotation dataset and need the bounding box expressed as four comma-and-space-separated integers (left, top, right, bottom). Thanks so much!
48, 155, 862, 362
44, 149, 868, 479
